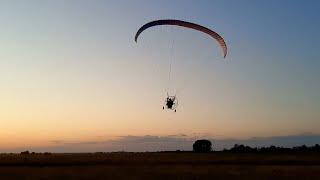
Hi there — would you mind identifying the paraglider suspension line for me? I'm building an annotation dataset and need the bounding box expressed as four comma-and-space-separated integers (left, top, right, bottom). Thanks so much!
168, 35, 175, 89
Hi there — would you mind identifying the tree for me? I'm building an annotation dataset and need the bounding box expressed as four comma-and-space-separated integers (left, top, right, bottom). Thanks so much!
20, 150, 30, 155
193, 139, 212, 152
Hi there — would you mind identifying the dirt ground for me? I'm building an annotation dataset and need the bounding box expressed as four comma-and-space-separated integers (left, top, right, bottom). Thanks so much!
0, 152, 319, 179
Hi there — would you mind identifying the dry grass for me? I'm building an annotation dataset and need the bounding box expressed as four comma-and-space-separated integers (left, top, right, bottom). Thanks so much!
0, 152, 319, 179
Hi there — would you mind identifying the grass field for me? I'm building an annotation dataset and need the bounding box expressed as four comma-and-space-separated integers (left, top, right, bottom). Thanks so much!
0, 152, 319, 179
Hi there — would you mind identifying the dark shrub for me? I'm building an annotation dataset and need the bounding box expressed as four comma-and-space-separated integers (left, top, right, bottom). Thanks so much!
193, 139, 212, 152
20, 151, 30, 155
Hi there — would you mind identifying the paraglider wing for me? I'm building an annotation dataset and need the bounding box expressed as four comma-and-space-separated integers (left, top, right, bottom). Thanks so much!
134, 19, 227, 58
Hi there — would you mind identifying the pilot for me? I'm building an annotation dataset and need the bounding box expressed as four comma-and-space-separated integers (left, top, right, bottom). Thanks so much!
166, 98, 174, 109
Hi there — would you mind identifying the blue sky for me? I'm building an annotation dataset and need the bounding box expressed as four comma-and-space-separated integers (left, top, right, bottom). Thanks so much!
0, 0, 319, 152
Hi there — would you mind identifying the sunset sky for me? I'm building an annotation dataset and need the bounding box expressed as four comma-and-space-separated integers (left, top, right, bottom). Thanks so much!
0, 0, 319, 152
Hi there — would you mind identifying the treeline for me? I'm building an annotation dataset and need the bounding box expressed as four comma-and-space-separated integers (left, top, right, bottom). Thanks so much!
20, 151, 51, 155
223, 144, 320, 153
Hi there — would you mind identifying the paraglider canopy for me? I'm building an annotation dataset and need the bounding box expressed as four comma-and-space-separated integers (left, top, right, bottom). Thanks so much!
134, 19, 227, 58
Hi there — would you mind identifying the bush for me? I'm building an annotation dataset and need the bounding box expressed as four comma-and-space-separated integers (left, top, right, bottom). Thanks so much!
20, 151, 30, 155
193, 140, 212, 153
